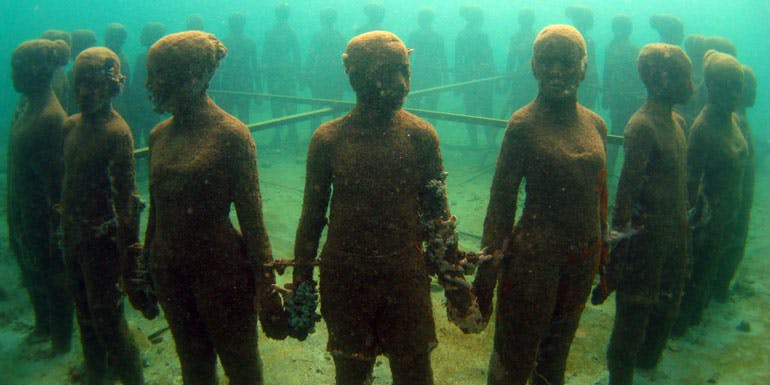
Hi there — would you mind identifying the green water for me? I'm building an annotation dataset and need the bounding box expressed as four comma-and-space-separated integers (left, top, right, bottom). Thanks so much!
0, 1, 768, 384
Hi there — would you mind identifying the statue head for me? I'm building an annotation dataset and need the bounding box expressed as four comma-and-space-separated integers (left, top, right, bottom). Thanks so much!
532, 25, 587, 101
146, 31, 226, 114
11, 39, 70, 95
343, 31, 411, 111
73, 47, 125, 114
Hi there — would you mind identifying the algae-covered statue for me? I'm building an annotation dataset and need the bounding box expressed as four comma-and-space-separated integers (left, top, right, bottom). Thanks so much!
473, 25, 608, 385
7, 38, 73, 355
681, 35, 737, 129
185, 14, 205, 31
501, 8, 537, 117
305, 8, 347, 104
593, 43, 693, 385
218, 13, 260, 124
455, 5, 496, 147
104, 23, 131, 117
60, 47, 152, 385
566, 5, 600, 110
127, 22, 166, 147
354, 2, 386, 34
650, 14, 684, 46
407, 8, 448, 111
144, 31, 285, 385
674, 50, 748, 335
292, 31, 479, 385
38, 30, 72, 105
711, 64, 756, 302
262, 3, 302, 151
602, 15, 645, 174
62, 29, 97, 114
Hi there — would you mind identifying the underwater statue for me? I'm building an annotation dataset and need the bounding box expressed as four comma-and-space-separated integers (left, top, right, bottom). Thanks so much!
144, 31, 285, 385
710, 64, 756, 303
263, 3, 302, 151
674, 50, 748, 335
7, 38, 73, 355
593, 43, 693, 385
104, 23, 130, 117
185, 14, 205, 31
292, 31, 479, 385
305, 8, 347, 102
566, 5, 600, 110
407, 7, 448, 111
354, 2, 386, 35
304, 7, 348, 131
455, 5, 496, 147
473, 24, 608, 385
218, 13, 261, 125
501, 8, 537, 118
62, 29, 97, 115
649, 14, 684, 46
127, 22, 166, 147
39, 30, 72, 106
681, 36, 737, 129
680, 34, 709, 127
60, 47, 151, 385
602, 15, 645, 174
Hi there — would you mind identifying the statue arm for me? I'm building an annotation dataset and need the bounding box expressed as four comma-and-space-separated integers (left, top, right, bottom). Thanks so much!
686, 127, 707, 207
293, 130, 332, 284
41, 113, 66, 260
481, 121, 525, 254
612, 120, 651, 231
475, 120, 526, 319
231, 127, 273, 271
108, 127, 141, 264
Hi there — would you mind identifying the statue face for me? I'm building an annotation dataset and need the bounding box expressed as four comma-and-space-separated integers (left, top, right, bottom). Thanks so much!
145, 66, 173, 113
75, 62, 120, 114
352, 51, 410, 110
709, 76, 743, 112
76, 74, 112, 114
11, 51, 50, 95
11, 62, 38, 94
532, 38, 586, 101
146, 63, 206, 115
666, 62, 694, 105
370, 58, 410, 110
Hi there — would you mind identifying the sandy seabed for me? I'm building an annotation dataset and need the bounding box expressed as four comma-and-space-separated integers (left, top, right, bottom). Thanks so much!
0, 117, 768, 385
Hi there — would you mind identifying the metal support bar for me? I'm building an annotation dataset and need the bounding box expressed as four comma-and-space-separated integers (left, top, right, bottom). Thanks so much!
137, 81, 623, 158
407, 108, 507, 127
207, 75, 509, 104
209, 90, 355, 108
246, 107, 340, 131
410, 75, 509, 96
133, 107, 340, 159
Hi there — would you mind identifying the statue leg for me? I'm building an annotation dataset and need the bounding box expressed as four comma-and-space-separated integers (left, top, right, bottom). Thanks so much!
606, 297, 650, 385
201, 267, 263, 385
82, 235, 143, 385
333, 355, 375, 385
153, 267, 217, 385
489, 251, 562, 385
531, 259, 595, 385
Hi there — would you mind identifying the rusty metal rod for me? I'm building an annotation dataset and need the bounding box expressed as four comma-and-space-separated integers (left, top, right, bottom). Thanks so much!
136, 82, 623, 158
133, 107, 340, 159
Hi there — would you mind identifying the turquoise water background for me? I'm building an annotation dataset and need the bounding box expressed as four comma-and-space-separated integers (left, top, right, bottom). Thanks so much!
0, 0, 768, 138
0, 1, 768, 384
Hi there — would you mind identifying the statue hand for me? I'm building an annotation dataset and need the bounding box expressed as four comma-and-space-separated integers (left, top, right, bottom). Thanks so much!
124, 273, 160, 320
258, 284, 290, 340
123, 247, 159, 320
